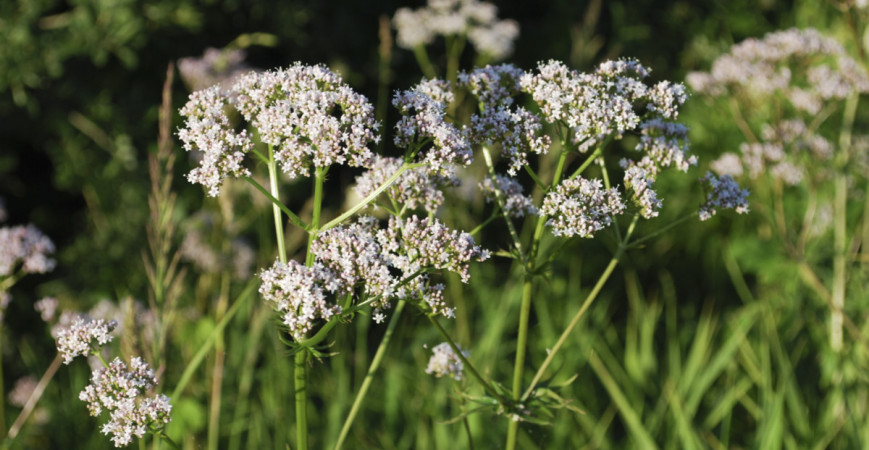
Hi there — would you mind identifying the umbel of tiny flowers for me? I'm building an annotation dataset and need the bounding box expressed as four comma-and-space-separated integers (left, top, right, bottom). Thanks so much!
426, 342, 467, 381
55, 314, 175, 448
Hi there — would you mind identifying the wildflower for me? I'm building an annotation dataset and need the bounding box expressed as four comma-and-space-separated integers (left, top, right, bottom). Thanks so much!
698, 172, 750, 221
468, 105, 550, 175
259, 260, 343, 341
34, 296, 58, 322
426, 342, 467, 380
458, 63, 524, 108
178, 85, 253, 197
178, 47, 252, 91
0, 224, 56, 276
479, 175, 537, 218
393, 79, 472, 173
393, 0, 519, 61
8, 376, 38, 408
622, 164, 662, 219
232, 65, 379, 179
354, 156, 459, 213
79, 357, 172, 448
540, 177, 626, 238
55, 317, 117, 364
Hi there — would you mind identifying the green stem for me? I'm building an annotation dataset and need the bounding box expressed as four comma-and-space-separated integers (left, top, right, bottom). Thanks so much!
521, 215, 639, 401
427, 315, 507, 404
624, 213, 693, 250
333, 301, 407, 449
321, 162, 425, 231
413, 45, 438, 79
294, 351, 309, 450
243, 176, 308, 231
568, 146, 604, 180
307, 167, 326, 266
505, 277, 533, 450
268, 145, 288, 264
482, 147, 526, 263
158, 432, 181, 450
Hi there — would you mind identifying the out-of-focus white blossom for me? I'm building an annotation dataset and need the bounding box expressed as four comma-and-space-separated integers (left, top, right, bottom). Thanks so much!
426, 342, 467, 380
8, 376, 37, 408
479, 175, 537, 218
178, 47, 252, 91
393, 0, 519, 61
34, 297, 58, 322
79, 357, 171, 448
0, 224, 56, 276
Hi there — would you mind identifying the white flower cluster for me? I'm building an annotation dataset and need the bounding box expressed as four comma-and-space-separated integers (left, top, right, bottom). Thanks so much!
479, 175, 537, 218
178, 47, 251, 91
8, 376, 37, 408
458, 63, 524, 108
425, 342, 467, 380
354, 156, 459, 213
711, 119, 834, 186
393, 0, 519, 60
259, 260, 343, 341
0, 224, 56, 276
34, 296, 58, 322
540, 178, 626, 238
55, 316, 117, 364
686, 28, 869, 114
393, 79, 473, 174
178, 63, 379, 196
79, 357, 172, 448
260, 215, 488, 334
698, 172, 750, 221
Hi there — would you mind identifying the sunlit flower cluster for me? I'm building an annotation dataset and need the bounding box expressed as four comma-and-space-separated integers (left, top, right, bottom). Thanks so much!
259, 260, 344, 341
179, 63, 379, 196
79, 357, 172, 447
56, 316, 117, 364
540, 178, 626, 238
479, 175, 537, 218
393, 0, 519, 60
425, 342, 467, 380
354, 156, 459, 213
393, 79, 473, 173
686, 28, 869, 114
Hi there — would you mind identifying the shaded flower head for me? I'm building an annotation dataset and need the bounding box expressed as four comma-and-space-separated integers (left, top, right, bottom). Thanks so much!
479, 175, 537, 218
0, 224, 56, 276
698, 172, 750, 221
540, 177, 626, 238
426, 342, 467, 380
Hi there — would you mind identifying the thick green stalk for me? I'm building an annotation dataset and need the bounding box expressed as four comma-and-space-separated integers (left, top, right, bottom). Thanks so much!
333, 301, 407, 449
294, 351, 309, 450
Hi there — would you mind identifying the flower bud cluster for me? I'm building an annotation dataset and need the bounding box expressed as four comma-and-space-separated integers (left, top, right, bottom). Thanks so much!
79, 357, 172, 447
0, 224, 56, 276
56, 316, 117, 364
354, 156, 459, 213
425, 342, 467, 381
393, 79, 473, 174
479, 175, 537, 218
540, 178, 626, 238
393, 0, 519, 60
698, 172, 750, 221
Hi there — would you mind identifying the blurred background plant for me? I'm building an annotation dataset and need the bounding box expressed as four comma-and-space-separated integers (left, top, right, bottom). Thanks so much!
1, 0, 868, 448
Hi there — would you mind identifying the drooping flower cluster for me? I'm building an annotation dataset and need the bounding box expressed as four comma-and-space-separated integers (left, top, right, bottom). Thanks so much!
259, 215, 488, 337
425, 342, 467, 381
178, 63, 379, 196
354, 156, 459, 213
686, 28, 869, 113
55, 316, 117, 364
698, 172, 751, 221
393, 0, 519, 60
393, 79, 473, 173
0, 224, 56, 276
540, 178, 626, 238
479, 175, 537, 218
79, 357, 172, 448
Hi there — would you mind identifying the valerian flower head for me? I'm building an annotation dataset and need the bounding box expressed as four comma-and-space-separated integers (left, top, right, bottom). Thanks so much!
178, 85, 254, 197
56, 317, 117, 364
178, 47, 252, 92
393, 79, 473, 173
540, 177, 626, 238
8, 376, 37, 408
0, 224, 56, 276
393, 0, 519, 61
698, 172, 750, 221
686, 28, 869, 113
179, 63, 379, 196
259, 260, 343, 341
34, 296, 58, 322
479, 175, 537, 218
458, 63, 525, 108
468, 105, 550, 176
621, 163, 662, 219
79, 357, 172, 448
426, 342, 467, 380
354, 156, 459, 213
